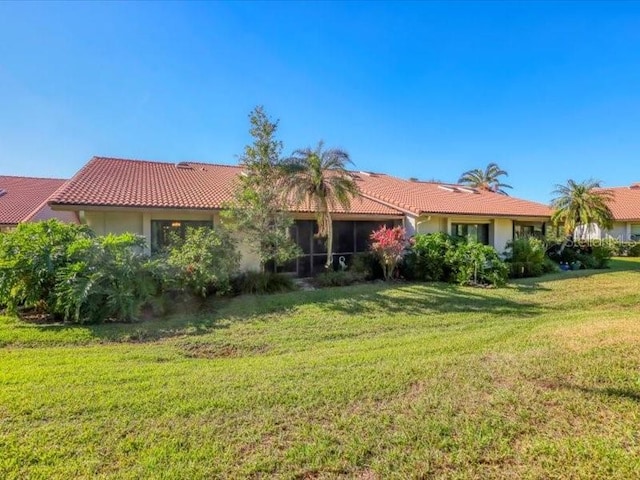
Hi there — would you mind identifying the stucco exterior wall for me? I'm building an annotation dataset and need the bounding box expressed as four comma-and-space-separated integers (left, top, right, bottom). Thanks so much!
85, 211, 144, 236
492, 218, 514, 253
415, 216, 443, 235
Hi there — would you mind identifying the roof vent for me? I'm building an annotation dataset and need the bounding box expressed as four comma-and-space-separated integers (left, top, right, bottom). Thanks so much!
175, 162, 193, 170
631, 183, 640, 189
0, 189, 6, 198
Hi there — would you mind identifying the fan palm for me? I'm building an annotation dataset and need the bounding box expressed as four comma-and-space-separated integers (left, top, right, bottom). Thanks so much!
458, 163, 512, 194
284, 142, 359, 269
551, 179, 614, 240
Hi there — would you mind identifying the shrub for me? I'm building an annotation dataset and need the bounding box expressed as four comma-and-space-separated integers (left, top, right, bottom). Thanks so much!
167, 227, 240, 297
312, 270, 365, 288
54, 233, 158, 323
446, 242, 509, 287
591, 244, 613, 269
230, 271, 296, 295
0, 220, 94, 314
628, 242, 640, 257
369, 226, 408, 281
350, 252, 384, 280
505, 237, 547, 278
407, 232, 457, 281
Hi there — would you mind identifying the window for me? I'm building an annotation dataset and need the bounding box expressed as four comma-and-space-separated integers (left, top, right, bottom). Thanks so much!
514, 222, 545, 240
150, 220, 213, 253
451, 223, 489, 245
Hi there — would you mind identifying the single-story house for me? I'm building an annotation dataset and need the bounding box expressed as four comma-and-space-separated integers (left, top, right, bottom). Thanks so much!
49, 156, 552, 275
577, 183, 640, 241
0, 175, 79, 232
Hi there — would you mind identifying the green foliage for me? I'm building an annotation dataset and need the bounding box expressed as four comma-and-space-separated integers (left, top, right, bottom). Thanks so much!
606, 240, 640, 257
222, 106, 300, 270
167, 227, 240, 297
54, 233, 158, 324
350, 252, 384, 280
230, 271, 296, 295
458, 162, 512, 194
446, 242, 509, 286
284, 141, 359, 269
312, 270, 365, 288
591, 244, 613, 269
406, 232, 458, 281
505, 237, 549, 278
0, 220, 94, 313
551, 179, 614, 237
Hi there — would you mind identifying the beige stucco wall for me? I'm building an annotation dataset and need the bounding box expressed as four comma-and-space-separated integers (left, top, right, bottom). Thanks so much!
415, 216, 445, 235
83, 208, 263, 270
85, 211, 144, 236
491, 218, 514, 253
412, 214, 515, 252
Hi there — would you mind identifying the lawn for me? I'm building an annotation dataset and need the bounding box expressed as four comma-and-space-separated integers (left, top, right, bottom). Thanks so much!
2, 259, 640, 479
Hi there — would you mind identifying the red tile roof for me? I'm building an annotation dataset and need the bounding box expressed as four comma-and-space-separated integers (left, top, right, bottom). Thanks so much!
600, 184, 640, 221
50, 157, 404, 216
50, 157, 553, 219
353, 173, 552, 218
0, 176, 79, 225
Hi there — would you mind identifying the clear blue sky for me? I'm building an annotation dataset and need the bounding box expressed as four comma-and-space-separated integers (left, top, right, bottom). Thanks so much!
1, 1, 639, 203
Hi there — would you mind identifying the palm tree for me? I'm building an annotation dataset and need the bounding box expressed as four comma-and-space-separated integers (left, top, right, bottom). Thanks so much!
551, 179, 614, 240
458, 163, 512, 194
284, 141, 359, 269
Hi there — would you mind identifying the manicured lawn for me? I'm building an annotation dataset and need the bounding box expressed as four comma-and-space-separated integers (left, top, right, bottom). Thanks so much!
2, 259, 640, 479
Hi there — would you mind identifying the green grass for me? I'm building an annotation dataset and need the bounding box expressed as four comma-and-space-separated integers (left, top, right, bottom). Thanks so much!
2, 258, 640, 479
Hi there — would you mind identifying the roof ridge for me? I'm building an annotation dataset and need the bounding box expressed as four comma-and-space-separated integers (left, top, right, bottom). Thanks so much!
91, 156, 240, 169
0, 174, 68, 182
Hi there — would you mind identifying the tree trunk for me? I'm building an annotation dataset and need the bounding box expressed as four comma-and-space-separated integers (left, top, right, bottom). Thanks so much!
325, 212, 334, 270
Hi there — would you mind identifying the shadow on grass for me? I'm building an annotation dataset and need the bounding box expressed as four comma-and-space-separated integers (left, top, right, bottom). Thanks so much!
511, 257, 640, 288
563, 383, 640, 403
6, 280, 543, 345
7, 309, 226, 345
218, 282, 541, 321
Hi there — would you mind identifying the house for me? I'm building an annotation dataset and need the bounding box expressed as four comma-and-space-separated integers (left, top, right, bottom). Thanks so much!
578, 183, 640, 241
353, 173, 552, 250
49, 156, 552, 274
0, 175, 79, 232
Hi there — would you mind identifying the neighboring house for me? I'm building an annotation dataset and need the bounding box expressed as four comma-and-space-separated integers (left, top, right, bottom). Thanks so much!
0, 175, 79, 232
49, 156, 552, 274
352, 172, 551, 250
579, 183, 640, 241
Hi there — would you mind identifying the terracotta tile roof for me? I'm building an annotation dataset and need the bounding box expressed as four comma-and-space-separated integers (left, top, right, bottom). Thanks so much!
353, 172, 552, 218
50, 157, 404, 216
599, 184, 640, 221
0, 175, 79, 225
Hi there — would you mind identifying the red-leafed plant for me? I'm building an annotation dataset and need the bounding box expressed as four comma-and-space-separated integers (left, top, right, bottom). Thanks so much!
369, 225, 407, 281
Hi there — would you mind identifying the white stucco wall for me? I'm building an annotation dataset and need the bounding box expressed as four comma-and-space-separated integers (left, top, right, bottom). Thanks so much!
492, 218, 514, 253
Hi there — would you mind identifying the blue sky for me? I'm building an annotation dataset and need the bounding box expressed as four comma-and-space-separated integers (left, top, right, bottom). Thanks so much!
1, 1, 639, 203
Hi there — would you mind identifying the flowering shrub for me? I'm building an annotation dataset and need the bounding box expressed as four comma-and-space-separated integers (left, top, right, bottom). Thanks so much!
369, 226, 407, 281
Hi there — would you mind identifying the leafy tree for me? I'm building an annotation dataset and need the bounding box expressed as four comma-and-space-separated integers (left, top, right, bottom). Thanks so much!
223, 106, 300, 272
284, 141, 359, 269
369, 225, 407, 281
167, 227, 240, 297
458, 162, 512, 194
551, 179, 614, 240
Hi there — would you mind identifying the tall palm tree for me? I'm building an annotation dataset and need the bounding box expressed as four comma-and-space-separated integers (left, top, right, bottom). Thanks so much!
458, 163, 512, 194
551, 179, 614, 240
284, 141, 359, 269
